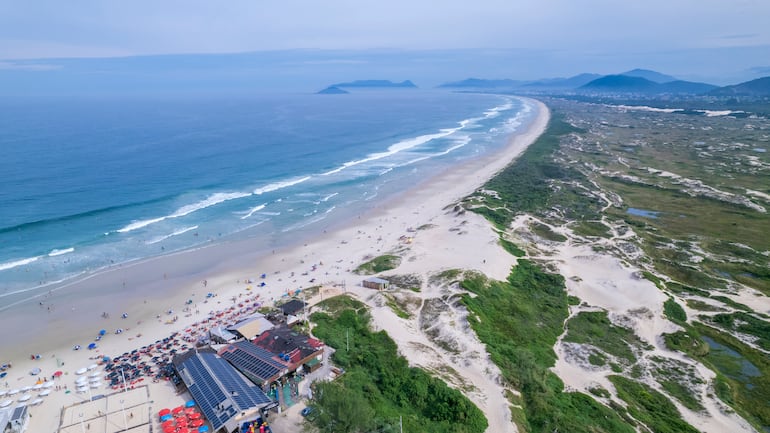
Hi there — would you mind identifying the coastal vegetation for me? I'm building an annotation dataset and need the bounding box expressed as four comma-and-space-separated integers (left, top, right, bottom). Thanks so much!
309, 296, 487, 433
460, 260, 635, 433
461, 100, 770, 431
354, 254, 401, 275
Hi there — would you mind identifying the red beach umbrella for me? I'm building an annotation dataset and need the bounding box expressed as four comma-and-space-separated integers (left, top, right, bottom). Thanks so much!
53, 371, 63, 377
172, 406, 185, 415
163, 425, 175, 433
176, 417, 189, 426
162, 420, 175, 429
159, 408, 171, 417
184, 407, 197, 415
190, 419, 204, 428
177, 428, 190, 433
188, 412, 201, 420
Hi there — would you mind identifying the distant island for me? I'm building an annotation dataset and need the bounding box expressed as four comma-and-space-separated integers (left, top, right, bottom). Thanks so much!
316, 86, 350, 95
330, 79, 417, 89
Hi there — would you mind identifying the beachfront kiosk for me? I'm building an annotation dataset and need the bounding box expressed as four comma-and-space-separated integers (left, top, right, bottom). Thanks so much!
362, 277, 390, 291
173, 349, 273, 433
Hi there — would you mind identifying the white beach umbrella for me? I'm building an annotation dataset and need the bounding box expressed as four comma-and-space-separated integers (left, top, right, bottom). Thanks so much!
89, 383, 100, 389
75, 368, 87, 375
30, 398, 43, 406
18, 394, 31, 402
0, 390, 6, 397
87, 364, 98, 371
32, 384, 43, 390
21, 386, 32, 392
7, 389, 19, 396
38, 389, 51, 397
43, 381, 54, 388
0, 399, 11, 408
89, 371, 100, 378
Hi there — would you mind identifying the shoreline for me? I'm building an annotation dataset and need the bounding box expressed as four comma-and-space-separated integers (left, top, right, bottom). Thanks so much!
1, 97, 549, 433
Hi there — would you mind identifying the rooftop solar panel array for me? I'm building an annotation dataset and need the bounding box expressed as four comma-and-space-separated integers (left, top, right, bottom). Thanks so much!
179, 352, 273, 432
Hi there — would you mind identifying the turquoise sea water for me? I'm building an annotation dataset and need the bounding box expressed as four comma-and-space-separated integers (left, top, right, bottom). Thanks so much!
0, 91, 534, 306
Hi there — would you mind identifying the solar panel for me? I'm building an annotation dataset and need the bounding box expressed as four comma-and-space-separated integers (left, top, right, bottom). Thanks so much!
220, 341, 288, 384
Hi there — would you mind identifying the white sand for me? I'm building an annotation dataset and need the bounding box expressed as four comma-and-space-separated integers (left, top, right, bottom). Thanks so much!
0, 98, 548, 433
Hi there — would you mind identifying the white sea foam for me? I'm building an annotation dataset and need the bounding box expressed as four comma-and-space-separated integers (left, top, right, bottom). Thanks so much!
0, 256, 40, 271
48, 247, 74, 257
253, 176, 311, 195
117, 192, 251, 233
321, 192, 339, 202
322, 130, 458, 176
145, 225, 199, 245
240, 204, 266, 220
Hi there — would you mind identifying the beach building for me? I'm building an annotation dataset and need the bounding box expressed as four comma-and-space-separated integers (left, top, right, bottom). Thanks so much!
173, 349, 273, 433
251, 325, 324, 372
227, 313, 275, 341
363, 277, 389, 290
0, 405, 28, 433
218, 341, 290, 386
209, 326, 238, 344
277, 300, 306, 317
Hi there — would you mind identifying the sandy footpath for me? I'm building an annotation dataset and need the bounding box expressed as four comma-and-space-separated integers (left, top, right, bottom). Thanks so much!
0, 98, 548, 433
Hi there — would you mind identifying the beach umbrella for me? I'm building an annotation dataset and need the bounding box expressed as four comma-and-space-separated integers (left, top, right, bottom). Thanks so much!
76, 368, 87, 375
21, 386, 32, 392
177, 428, 190, 433
189, 412, 201, 420
39, 390, 51, 397
190, 419, 204, 428
43, 381, 54, 388
30, 367, 41, 375
185, 400, 196, 408
31, 398, 43, 406
0, 400, 11, 408
7, 389, 19, 396
160, 414, 173, 422
162, 419, 175, 428
53, 371, 63, 377
0, 391, 5, 397
176, 418, 189, 427
172, 406, 185, 415
87, 363, 98, 370
163, 425, 175, 433
198, 426, 210, 433
99, 330, 106, 336
90, 371, 100, 378
158, 408, 171, 417
32, 384, 43, 390
18, 394, 32, 402
88, 343, 98, 350
184, 407, 196, 415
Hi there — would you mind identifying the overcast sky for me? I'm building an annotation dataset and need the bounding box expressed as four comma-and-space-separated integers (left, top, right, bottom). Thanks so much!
1, 0, 769, 85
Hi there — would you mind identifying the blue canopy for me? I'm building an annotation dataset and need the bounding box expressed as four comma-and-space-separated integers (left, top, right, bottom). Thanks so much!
198, 426, 210, 433
99, 329, 106, 336
185, 400, 196, 407
160, 414, 173, 421
87, 343, 97, 350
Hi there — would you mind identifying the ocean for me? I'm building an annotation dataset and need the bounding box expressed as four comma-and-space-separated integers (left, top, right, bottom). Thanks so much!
0, 91, 534, 308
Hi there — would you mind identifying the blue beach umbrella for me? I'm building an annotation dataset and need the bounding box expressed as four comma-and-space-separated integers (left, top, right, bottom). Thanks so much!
198, 426, 209, 433
185, 400, 196, 407
160, 414, 173, 422
99, 330, 106, 336
87, 343, 97, 350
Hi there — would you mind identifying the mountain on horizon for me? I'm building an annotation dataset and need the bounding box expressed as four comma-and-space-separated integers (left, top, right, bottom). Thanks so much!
580, 75, 717, 95
317, 85, 350, 94
522, 73, 602, 89
620, 68, 678, 83
709, 76, 770, 96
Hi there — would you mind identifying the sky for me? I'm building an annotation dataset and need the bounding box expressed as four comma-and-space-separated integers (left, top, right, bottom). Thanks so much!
1, 0, 769, 92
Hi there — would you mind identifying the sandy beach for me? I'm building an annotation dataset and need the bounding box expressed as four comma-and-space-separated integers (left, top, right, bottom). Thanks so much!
0, 98, 548, 433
